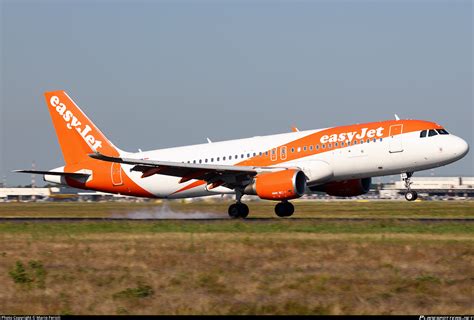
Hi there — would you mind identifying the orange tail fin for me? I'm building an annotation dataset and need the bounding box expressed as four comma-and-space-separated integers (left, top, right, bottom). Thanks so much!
44, 91, 120, 165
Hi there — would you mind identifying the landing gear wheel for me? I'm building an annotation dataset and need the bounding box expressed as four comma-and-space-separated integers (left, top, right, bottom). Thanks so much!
402, 172, 418, 202
237, 202, 249, 218
228, 202, 249, 219
275, 201, 294, 217
228, 204, 240, 218
405, 190, 418, 201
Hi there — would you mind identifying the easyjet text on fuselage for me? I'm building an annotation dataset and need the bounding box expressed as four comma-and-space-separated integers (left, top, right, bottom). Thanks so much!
320, 127, 384, 144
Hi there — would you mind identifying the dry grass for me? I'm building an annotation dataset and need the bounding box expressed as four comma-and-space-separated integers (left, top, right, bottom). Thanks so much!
0, 201, 472, 314
0, 232, 472, 315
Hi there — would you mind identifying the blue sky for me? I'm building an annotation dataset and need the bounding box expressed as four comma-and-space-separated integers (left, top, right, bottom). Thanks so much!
1, 0, 472, 186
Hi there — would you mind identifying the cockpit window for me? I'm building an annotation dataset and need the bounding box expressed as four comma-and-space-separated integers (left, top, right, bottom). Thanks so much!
436, 129, 449, 135
420, 130, 427, 138
428, 129, 438, 137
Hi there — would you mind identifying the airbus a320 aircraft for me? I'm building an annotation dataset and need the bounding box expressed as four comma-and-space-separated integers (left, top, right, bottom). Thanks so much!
16, 91, 469, 218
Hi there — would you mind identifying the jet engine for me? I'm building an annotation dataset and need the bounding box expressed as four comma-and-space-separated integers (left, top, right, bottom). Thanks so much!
309, 177, 371, 197
245, 169, 307, 200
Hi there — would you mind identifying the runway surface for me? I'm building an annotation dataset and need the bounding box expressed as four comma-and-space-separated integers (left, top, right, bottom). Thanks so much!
0, 217, 472, 222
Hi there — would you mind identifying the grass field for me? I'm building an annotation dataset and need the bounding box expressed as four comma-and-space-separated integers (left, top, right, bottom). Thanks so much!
0, 201, 472, 315
1, 199, 473, 218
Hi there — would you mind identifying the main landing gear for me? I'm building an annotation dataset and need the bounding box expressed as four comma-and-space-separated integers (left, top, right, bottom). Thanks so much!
403, 172, 418, 201
227, 190, 296, 219
228, 202, 249, 218
274, 200, 294, 217
228, 189, 249, 219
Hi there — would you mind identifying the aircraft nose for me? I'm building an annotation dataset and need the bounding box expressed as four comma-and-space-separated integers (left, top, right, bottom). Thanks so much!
452, 136, 469, 159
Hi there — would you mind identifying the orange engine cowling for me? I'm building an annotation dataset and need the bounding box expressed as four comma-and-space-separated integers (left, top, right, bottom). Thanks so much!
310, 178, 371, 197
245, 169, 307, 200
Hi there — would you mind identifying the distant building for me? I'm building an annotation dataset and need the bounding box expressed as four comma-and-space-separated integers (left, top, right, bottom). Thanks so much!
0, 187, 57, 201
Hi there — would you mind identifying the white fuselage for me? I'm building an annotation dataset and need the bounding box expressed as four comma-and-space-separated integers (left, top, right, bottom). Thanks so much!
119, 128, 468, 199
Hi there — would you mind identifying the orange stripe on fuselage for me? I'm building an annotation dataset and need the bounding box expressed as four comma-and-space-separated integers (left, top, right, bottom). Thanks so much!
171, 180, 206, 195
239, 119, 441, 167
170, 119, 441, 195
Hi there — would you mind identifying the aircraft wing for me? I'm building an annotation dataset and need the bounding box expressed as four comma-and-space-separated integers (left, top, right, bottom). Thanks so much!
89, 152, 279, 189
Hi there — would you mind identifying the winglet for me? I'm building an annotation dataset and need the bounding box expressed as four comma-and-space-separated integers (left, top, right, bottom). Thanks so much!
88, 152, 117, 162
291, 126, 299, 132
394, 114, 400, 121
89, 152, 127, 165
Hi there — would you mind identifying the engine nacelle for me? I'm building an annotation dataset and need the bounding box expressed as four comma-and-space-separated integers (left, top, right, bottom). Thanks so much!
310, 177, 371, 197
245, 169, 307, 200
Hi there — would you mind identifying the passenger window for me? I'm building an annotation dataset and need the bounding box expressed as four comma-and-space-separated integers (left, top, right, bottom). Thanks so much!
291, 148, 295, 153
265, 151, 268, 156
341, 142, 345, 147
373, 138, 376, 143
379, 138, 382, 142
428, 129, 437, 137
223, 157, 226, 161
205, 159, 208, 163
211, 158, 214, 162
316, 145, 319, 150
366, 139, 370, 143
247, 153, 250, 158
199, 160, 202, 164
335, 142, 338, 147
322, 144, 326, 149
437, 129, 449, 135
328, 143, 332, 148
309, 145, 313, 151
420, 130, 427, 138
253, 152, 256, 156
241, 154, 244, 158
259, 152, 263, 156
353, 141, 357, 145
303, 146, 307, 151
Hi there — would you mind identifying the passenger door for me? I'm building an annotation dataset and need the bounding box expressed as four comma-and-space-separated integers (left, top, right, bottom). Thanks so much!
389, 124, 404, 153
111, 163, 124, 186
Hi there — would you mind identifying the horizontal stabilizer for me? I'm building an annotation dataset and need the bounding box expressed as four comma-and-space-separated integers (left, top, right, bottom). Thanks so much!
13, 170, 90, 180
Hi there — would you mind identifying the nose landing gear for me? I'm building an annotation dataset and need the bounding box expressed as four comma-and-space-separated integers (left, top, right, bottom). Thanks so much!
402, 172, 418, 201
275, 201, 294, 217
